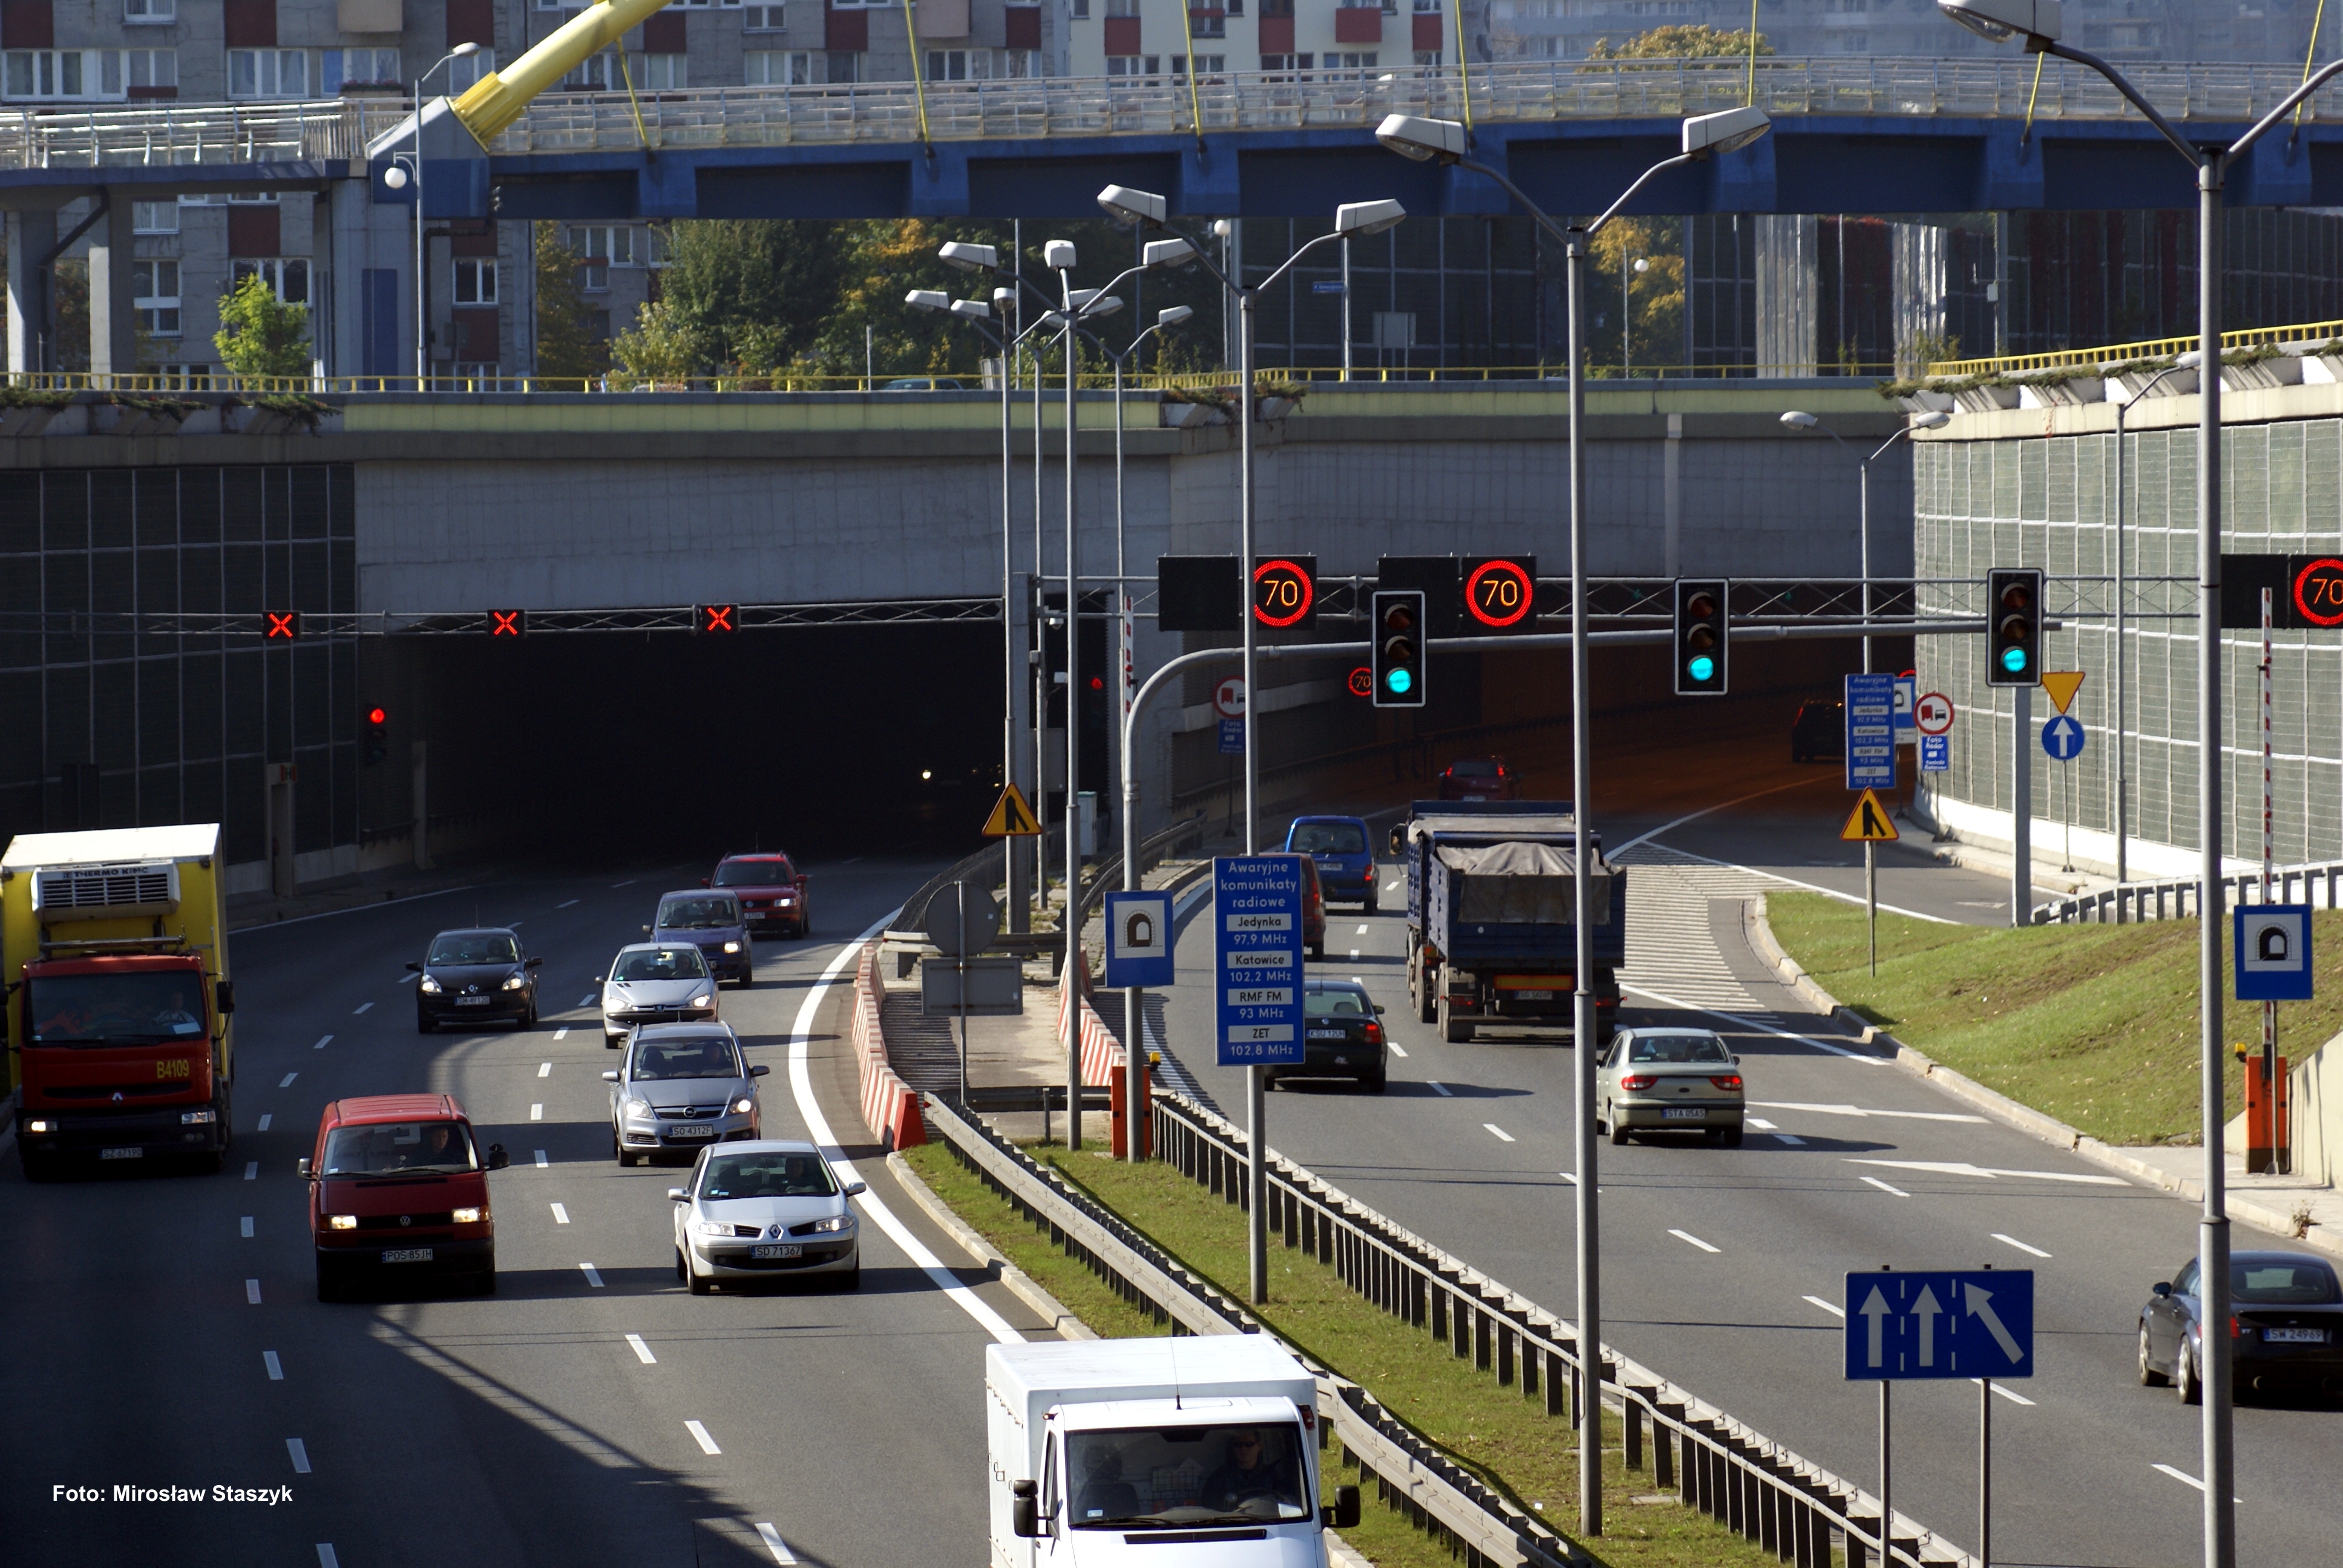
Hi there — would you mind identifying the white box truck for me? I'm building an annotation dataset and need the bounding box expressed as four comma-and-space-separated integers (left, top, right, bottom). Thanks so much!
987, 1336, 1360, 1567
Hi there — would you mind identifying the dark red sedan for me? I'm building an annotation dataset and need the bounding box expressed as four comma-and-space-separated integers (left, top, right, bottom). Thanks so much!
708, 854, 811, 940
1436, 756, 1521, 802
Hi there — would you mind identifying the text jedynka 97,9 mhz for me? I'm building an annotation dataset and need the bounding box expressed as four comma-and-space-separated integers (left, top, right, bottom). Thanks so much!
1214, 857, 1304, 1067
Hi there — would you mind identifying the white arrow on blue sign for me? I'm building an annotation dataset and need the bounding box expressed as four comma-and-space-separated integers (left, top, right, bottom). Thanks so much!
1843, 1270, 2034, 1380
2041, 713, 2086, 761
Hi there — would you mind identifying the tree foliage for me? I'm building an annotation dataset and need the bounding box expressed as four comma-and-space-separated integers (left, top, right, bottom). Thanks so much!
1585, 24, 1774, 59
533, 221, 607, 381
1585, 216, 1685, 376
213, 272, 311, 380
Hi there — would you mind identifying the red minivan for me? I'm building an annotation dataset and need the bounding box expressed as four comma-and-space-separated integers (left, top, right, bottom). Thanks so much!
301, 1093, 506, 1301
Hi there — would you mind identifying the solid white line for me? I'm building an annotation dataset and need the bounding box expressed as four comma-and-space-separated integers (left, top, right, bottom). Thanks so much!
317, 1547, 341, 1568
1860, 1175, 1912, 1198
1429, 1081, 1453, 1097
626, 1333, 657, 1365
352, 1002, 372, 1015
534, 1149, 548, 1168
686, 1420, 722, 1455
1669, 1229, 1720, 1253
264, 1351, 283, 1380
278, 1073, 297, 1088
1993, 1232, 2053, 1259
286, 1438, 311, 1474
1803, 1295, 1845, 1318
755, 1522, 798, 1564
1611, 776, 1836, 857
558, 899, 581, 909
1975, 1379, 2035, 1406
1756, 1100, 1986, 1123
1772, 1132, 1806, 1146
241, 1216, 254, 1238
1387, 1041, 1409, 1058
551, 1203, 569, 1225
313, 1035, 332, 1050
244, 1161, 259, 1180
1625, 839, 1960, 924
538, 1062, 552, 1078
258, 1114, 272, 1132
2151, 1463, 2241, 1501
788, 910, 1024, 1345
1484, 1123, 1515, 1143
554, 1027, 569, 1040
580, 1262, 605, 1288
247, 1279, 261, 1304
1617, 985, 1884, 1062
531, 1105, 543, 1121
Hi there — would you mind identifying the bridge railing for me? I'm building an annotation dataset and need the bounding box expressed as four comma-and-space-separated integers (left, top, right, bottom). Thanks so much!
3, 56, 2341, 169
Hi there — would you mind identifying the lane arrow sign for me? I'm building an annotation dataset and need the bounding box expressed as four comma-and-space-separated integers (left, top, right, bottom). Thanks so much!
1860, 1285, 1891, 1369
1912, 1284, 1943, 1367
1965, 1282, 2027, 1365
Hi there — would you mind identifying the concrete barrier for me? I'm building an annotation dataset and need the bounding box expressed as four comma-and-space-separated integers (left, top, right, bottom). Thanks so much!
2286, 1030, 2343, 1186
850, 941, 926, 1151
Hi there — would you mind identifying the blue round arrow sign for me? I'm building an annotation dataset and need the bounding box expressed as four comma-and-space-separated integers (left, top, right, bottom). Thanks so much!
2040, 714, 2086, 761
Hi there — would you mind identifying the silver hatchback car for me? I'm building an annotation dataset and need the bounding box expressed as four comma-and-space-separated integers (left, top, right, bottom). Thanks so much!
669, 1140, 865, 1293
1595, 1026, 1745, 1146
600, 942, 720, 1047
603, 1024, 765, 1167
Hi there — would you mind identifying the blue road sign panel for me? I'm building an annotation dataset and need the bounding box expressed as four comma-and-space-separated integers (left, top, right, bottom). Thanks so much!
2041, 713, 2086, 761
1893, 675, 1916, 737
1844, 1270, 2034, 1380
1919, 735, 1949, 773
1214, 857, 1305, 1067
1311, 279, 1347, 295
1217, 718, 1245, 756
1104, 890, 1176, 990
1844, 673, 1898, 792
2236, 903, 2315, 1001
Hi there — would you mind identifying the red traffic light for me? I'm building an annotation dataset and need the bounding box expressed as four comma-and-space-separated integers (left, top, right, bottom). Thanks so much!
367, 706, 387, 726
697, 604, 738, 635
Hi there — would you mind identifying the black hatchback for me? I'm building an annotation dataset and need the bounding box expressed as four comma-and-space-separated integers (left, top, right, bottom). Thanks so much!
1790, 699, 1846, 764
2141, 1249, 2343, 1402
411, 928, 541, 1033
1267, 979, 1388, 1093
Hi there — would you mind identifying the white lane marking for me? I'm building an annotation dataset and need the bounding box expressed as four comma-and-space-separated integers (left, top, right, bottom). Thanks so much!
1804, 1295, 1846, 1318
241, 1216, 254, 1238
551, 1203, 570, 1225
1609, 776, 1840, 857
400, 972, 419, 984
247, 1279, 262, 1304
686, 1420, 723, 1455
2151, 1463, 2242, 1501
554, 1027, 569, 1040
1349, 949, 1360, 959
258, 1114, 272, 1132
1860, 1175, 1912, 1198
352, 1002, 372, 1015
1772, 1132, 1806, 1146
1559, 1172, 1579, 1184
1754, 1100, 1986, 1124
612, 880, 637, 889
1388, 1041, 1409, 1058
1429, 1081, 1453, 1097
279, 1073, 298, 1088
538, 1062, 552, 1077
224, 883, 477, 933
1993, 1232, 2053, 1259
534, 1149, 548, 1168
1747, 1117, 1777, 1129
1617, 985, 1883, 1062
1484, 1123, 1516, 1143
1849, 1158, 2127, 1187
578, 995, 595, 1007
1669, 1229, 1720, 1253
264, 1351, 283, 1380
1976, 1379, 2036, 1406
244, 1161, 260, 1180
531, 1104, 544, 1121
558, 898, 581, 909
1620, 840, 1959, 925
313, 1034, 332, 1050
626, 1333, 657, 1365
755, 1522, 798, 1564
580, 1262, 605, 1288
509, 921, 524, 927
318, 1547, 340, 1568
287, 1437, 311, 1473
788, 910, 1024, 1344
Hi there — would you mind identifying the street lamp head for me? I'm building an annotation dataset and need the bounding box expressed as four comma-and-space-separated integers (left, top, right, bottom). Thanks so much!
382, 164, 410, 190
992, 286, 1015, 309
2174, 349, 2203, 368
1143, 237, 1199, 269
1935, 0, 2062, 44
1157, 305, 1194, 328
1043, 240, 1078, 270
1780, 410, 1820, 429
1097, 185, 1168, 227
905, 289, 950, 313
1335, 198, 1406, 238
1375, 113, 1467, 165
1633, 257, 1651, 274
1070, 289, 1124, 319
1912, 410, 1951, 430
939, 241, 998, 272
451, 41, 481, 57
1211, 219, 1234, 238
949, 299, 993, 321
1682, 105, 1772, 158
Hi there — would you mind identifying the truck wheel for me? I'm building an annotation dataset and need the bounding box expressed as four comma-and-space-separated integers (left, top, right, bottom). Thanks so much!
1437, 995, 1472, 1044
1413, 959, 1437, 1025
18, 1149, 56, 1184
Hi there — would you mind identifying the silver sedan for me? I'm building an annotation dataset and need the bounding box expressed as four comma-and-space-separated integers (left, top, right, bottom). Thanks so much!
603, 1024, 764, 1167
1595, 1027, 1745, 1146
600, 942, 720, 1047
669, 1140, 866, 1293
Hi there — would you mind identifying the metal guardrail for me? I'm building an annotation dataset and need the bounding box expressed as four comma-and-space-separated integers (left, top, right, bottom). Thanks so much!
2033, 861, 2343, 924
1931, 319, 2343, 378
6, 57, 2343, 171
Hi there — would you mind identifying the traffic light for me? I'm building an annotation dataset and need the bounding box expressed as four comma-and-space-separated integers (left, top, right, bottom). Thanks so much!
1673, 578, 1728, 696
1372, 590, 1426, 708
486, 609, 526, 639
696, 604, 738, 635
263, 611, 301, 641
363, 705, 388, 765
1985, 568, 2042, 687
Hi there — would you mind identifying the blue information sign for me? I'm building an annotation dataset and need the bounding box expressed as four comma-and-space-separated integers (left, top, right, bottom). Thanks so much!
1217, 718, 1246, 756
1844, 673, 1898, 792
1919, 734, 1949, 773
1893, 674, 1916, 738
1843, 1270, 2034, 1381
1104, 890, 1176, 989
1213, 856, 1305, 1067
2040, 713, 2086, 760
2235, 903, 2315, 1001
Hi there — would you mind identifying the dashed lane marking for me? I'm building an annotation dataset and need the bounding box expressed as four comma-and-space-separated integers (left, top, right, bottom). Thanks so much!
1747, 1117, 1776, 1129
1993, 1232, 2053, 1259
264, 1351, 283, 1380
1429, 1081, 1453, 1097
246, 1279, 261, 1304
1388, 1042, 1409, 1058
286, 1439, 310, 1474
2152, 1463, 2241, 1502
538, 1062, 552, 1077
279, 1073, 297, 1088
318, 1547, 340, 1568
755, 1523, 798, 1564
534, 1149, 548, 1168
578, 995, 595, 1008
531, 1105, 543, 1122
554, 1027, 569, 1040
686, 1420, 722, 1455
1484, 1123, 1515, 1143
244, 1161, 259, 1180
551, 1203, 570, 1225
313, 1035, 332, 1050
1349, 949, 1360, 959
1355, 925, 1369, 935
1754, 1100, 1986, 1123
352, 1002, 372, 1015
1860, 1176, 1912, 1198
580, 1263, 605, 1288
399, 973, 418, 984
1978, 1379, 2035, 1406
1772, 1133, 1806, 1146
241, 1217, 254, 1238
627, 1333, 657, 1365
612, 880, 637, 889
1804, 1295, 1845, 1318
1669, 1229, 1720, 1253
558, 899, 581, 909
258, 1114, 272, 1132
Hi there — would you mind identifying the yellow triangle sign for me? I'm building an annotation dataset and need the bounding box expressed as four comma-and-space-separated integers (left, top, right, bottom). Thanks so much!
1840, 789, 1899, 843
982, 783, 1042, 838
2040, 670, 2085, 715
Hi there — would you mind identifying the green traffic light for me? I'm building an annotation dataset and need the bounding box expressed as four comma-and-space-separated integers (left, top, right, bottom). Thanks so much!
1687, 655, 1715, 683
2001, 647, 2028, 674
1386, 668, 1413, 694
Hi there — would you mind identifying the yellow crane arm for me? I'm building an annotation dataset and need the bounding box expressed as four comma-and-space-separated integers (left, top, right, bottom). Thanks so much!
450, 0, 676, 145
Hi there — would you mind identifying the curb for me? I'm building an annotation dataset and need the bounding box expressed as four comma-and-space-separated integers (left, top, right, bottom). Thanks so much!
884, 1149, 1096, 1341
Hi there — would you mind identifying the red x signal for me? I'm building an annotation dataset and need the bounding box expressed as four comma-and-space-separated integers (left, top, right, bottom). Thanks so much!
264, 611, 300, 641
697, 604, 738, 635
487, 609, 526, 638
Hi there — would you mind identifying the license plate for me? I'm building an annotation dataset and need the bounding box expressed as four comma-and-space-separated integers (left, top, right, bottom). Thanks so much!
671, 1125, 713, 1138
1513, 990, 1555, 1001
2266, 1326, 2328, 1343
455, 996, 491, 1007
99, 1146, 143, 1160
1661, 1108, 1707, 1121
382, 1247, 433, 1264
1308, 1030, 1348, 1040
752, 1244, 801, 1259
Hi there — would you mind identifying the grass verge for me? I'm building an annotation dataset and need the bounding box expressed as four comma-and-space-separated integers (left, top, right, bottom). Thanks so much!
1767, 893, 2343, 1146
902, 1139, 1801, 1568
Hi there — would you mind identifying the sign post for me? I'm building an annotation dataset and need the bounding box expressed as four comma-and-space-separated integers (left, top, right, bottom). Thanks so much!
1215, 855, 1303, 1304
2040, 673, 2087, 874
1846, 674, 1898, 978
1915, 692, 1955, 822
1106, 889, 1177, 1165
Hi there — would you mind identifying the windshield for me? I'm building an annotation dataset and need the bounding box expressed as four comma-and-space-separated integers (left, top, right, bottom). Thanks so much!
1304, 988, 1371, 1018
2234, 1262, 2340, 1303
1290, 823, 1366, 855
658, 898, 739, 930
1627, 1034, 1731, 1064
612, 947, 709, 982
632, 1038, 742, 1080
701, 1151, 838, 1200
712, 860, 793, 888
28, 972, 207, 1045
1448, 759, 1499, 777
1063, 1423, 1309, 1529
428, 933, 519, 965
323, 1120, 476, 1175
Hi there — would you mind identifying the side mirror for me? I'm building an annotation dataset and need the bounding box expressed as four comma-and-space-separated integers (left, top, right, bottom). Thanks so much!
1387, 826, 1404, 854
405, 961, 422, 972
215, 978, 236, 1015
751, 1063, 771, 1077
796, 874, 808, 887
667, 1187, 689, 1202
641, 924, 652, 935
1011, 1480, 1040, 1538
1332, 1484, 1362, 1530
525, 956, 543, 969
601, 1070, 621, 1083
297, 1157, 313, 1178
1374, 1004, 1388, 1015
844, 1180, 868, 1197
2152, 1281, 2175, 1298
594, 975, 605, 984
488, 1143, 509, 1170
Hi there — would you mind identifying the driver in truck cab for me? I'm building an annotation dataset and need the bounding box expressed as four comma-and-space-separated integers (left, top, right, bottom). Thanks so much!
1200, 1428, 1301, 1515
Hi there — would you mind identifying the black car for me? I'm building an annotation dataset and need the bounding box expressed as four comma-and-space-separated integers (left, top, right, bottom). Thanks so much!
651, 890, 753, 986
411, 928, 541, 1033
1267, 979, 1387, 1093
2140, 1249, 2343, 1401
1790, 699, 1846, 764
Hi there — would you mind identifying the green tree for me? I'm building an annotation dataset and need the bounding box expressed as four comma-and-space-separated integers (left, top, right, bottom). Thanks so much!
213, 272, 310, 381
1587, 215, 1685, 376
533, 221, 606, 381
1585, 24, 1773, 59
612, 219, 853, 378
608, 298, 710, 386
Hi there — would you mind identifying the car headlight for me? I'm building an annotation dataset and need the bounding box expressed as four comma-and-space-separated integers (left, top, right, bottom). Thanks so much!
180, 1108, 217, 1125
451, 1206, 483, 1224
25, 1119, 54, 1133
328, 1214, 358, 1230
502, 973, 526, 991
723, 941, 741, 953
604, 992, 628, 1013
691, 995, 713, 1010
730, 1097, 755, 1115
621, 1096, 650, 1118
694, 1218, 734, 1237
805, 1214, 853, 1234
419, 976, 442, 994
776, 893, 795, 904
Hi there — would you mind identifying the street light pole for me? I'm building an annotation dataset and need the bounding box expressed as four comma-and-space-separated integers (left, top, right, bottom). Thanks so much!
387, 45, 478, 388
1778, 410, 1948, 678
2108, 354, 2198, 887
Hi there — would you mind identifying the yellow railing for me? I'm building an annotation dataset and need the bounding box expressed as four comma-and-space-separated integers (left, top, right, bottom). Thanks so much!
1930, 319, 2343, 378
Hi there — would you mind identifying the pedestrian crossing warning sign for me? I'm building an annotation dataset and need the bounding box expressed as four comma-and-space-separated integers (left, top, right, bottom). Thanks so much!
982, 783, 1042, 837
1840, 789, 1899, 843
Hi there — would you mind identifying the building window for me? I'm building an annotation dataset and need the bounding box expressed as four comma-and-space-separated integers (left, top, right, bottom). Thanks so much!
1412, 48, 1440, 67
453, 258, 498, 305
1106, 0, 1139, 12
321, 49, 401, 93
566, 225, 636, 291
1414, 0, 1437, 8
1171, 54, 1225, 75
826, 51, 861, 82
1188, 8, 1226, 36
994, 48, 1041, 76
746, 50, 824, 83
132, 200, 179, 234
1259, 53, 1312, 72
1071, 0, 1088, 16
829, 0, 886, 7
448, 50, 496, 92
4, 51, 140, 101
125, 49, 175, 94
565, 53, 615, 90
134, 260, 180, 335
124, 0, 176, 19
147, 363, 209, 388
1326, 50, 1377, 72
454, 361, 500, 379
1106, 55, 1163, 76
637, 54, 686, 88
926, 50, 969, 80
743, 4, 785, 29
232, 258, 309, 304
229, 50, 309, 99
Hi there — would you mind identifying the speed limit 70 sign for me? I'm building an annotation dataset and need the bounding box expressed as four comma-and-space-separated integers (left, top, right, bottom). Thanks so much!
1915, 692, 1955, 736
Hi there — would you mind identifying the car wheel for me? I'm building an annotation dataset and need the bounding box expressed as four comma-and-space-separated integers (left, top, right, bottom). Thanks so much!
687, 1253, 713, 1296
1608, 1103, 1629, 1145
2139, 1323, 2169, 1387
1308, 942, 1324, 962
315, 1267, 341, 1304
2177, 1343, 2202, 1405
520, 1004, 536, 1030
1359, 1070, 1386, 1095
474, 1270, 498, 1296
1365, 894, 1379, 915
606, 1034, 621, 1049
739, 964, 753, 988
832, 1264, 862, 1293
617, 1135, 638, 1169
417, 1012, 436, 1034
1720, 1125, 1744, 1148
675, 1246, 687, 1282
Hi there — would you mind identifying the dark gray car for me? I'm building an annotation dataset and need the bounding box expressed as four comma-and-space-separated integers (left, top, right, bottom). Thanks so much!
650, 890, 752, 986
602, 1023, 767, 1168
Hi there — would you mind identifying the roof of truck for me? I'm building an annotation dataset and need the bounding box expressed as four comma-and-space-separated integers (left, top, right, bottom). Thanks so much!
3, 824, 220, 870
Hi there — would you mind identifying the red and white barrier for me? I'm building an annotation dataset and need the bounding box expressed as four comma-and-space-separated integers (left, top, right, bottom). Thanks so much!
1058, 944, 1130, 1085
850, 942, 926, 1151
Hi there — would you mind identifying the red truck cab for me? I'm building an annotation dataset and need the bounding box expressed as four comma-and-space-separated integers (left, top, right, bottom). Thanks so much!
15, 950, 232, 1174
301, 1093, 506, 1301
